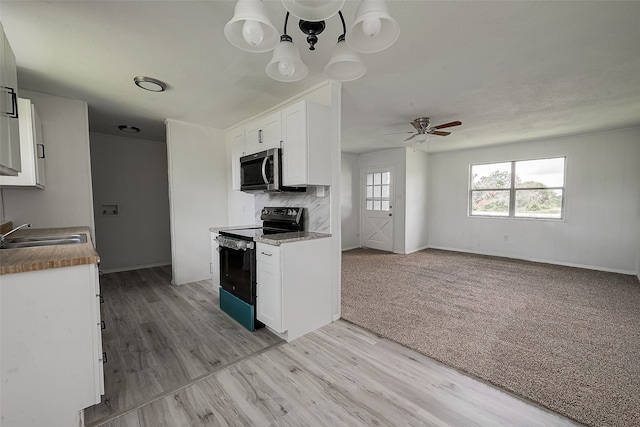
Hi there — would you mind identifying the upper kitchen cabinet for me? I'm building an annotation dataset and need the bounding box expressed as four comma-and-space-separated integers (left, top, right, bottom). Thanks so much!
0, 98, 46, 188
0, 22, 21, 176
281, 100, 331, 187
245, 110, 281, 155
227, 125, 244, 191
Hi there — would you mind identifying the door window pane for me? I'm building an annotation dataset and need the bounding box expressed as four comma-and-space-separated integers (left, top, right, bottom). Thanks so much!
365, 171, 391, 211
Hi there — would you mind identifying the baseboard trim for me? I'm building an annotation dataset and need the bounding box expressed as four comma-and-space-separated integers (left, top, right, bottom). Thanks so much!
342, 245, 360, 252
100, 262, 171, 274
427, 246, 637, 276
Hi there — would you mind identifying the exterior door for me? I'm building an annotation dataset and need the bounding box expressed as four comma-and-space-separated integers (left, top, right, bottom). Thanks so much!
361, 168, 394, 252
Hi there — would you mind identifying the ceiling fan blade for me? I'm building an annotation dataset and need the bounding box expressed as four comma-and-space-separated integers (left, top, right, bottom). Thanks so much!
433, 121, 462, 129
430, 131, 451, 136
404, 134, 417, 141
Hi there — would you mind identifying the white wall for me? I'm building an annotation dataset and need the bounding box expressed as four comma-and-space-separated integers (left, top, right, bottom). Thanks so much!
405, 148, 429, 253
428, 127, 640, 274
341, 152, 360, 250
166, 120, 227, 285
359, 148, 407, 253
89, 132, 171, 273
2, 91, 94, 232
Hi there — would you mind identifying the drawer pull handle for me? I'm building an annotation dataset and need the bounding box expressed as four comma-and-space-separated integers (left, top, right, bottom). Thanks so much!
37, 144, 45, 159
102, 352, 108, 364
100, 320, 106, 330
99, 295, 104, 303
261, 252, 272, 256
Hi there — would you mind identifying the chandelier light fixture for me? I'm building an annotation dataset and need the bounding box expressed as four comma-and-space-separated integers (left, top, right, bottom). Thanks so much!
224, 0, 399, 83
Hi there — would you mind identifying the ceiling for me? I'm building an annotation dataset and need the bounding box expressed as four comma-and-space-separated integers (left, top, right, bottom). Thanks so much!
2, 1, 639, 154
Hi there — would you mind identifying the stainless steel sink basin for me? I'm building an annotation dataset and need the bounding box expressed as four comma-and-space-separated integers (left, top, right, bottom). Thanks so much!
0, 234, 87, 249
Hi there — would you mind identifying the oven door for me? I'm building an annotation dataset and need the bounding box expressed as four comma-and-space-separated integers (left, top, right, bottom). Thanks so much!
218, 238, 256, 305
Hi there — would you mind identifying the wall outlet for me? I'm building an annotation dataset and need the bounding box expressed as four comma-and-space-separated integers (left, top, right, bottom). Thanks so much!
316, 186, 325, 197
101, 203, 119, 216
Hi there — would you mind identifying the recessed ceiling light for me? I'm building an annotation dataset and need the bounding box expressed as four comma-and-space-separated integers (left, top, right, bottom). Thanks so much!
118, 125, 140, 133
133, 76, 167, 92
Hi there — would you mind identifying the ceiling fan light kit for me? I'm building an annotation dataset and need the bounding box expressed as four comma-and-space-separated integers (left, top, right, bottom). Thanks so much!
224, 0, 399, 82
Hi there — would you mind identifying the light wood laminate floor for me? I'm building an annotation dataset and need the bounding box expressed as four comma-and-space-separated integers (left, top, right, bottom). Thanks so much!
89, 266, 580, 427
84, 266, 282, 426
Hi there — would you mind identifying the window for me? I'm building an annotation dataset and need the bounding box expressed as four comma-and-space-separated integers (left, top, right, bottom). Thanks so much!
365, 171, 391, 211
470, 157, 565, 219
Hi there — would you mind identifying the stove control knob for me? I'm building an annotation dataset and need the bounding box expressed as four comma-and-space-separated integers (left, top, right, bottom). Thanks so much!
288, 209, 296, 216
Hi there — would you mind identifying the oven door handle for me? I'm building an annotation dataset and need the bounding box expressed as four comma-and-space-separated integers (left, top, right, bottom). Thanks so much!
261, 157, 269, 184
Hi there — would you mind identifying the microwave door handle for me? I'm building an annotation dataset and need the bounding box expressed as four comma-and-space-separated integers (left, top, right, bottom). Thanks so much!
261, 157, 269, 184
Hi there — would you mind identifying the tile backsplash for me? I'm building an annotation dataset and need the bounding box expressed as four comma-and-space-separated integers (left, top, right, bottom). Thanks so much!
254, 186, 330, 233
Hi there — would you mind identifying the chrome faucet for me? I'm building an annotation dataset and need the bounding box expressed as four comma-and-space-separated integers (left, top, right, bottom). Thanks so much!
0, 223, 31, 243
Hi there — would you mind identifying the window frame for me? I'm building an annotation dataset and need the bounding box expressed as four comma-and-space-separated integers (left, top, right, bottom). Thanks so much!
468, 156, 566, 220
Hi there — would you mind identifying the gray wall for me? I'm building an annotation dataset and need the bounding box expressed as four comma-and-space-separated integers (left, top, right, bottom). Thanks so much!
90, 132, 171, 273
2, 91, 94, 232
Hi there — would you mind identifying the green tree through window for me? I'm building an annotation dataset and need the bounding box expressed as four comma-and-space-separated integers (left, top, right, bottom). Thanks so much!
470, 158, 565, 219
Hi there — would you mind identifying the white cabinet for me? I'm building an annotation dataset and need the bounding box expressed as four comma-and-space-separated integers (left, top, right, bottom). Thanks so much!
281, 100, 331, 187
0, 98, 46, 188
256, 237, 332, 342
256, 244, 283, 332
0, 22, 21, 176
1, 263, 104, 427
211, 231, 220, 290
227, 125, 245, 191
245, 110, 281, 155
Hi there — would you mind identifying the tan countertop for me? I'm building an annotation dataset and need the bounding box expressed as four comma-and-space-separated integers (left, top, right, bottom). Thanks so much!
254, 231, 331, 246
0, 226, 100, 275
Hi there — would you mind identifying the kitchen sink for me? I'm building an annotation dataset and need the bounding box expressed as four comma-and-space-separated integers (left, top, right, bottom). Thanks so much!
0, 234, 87, 249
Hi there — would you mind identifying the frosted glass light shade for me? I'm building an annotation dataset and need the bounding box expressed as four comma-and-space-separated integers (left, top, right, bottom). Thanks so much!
415, 133, 429, 143
266, 38, 309, 82
224, 0, 279, 52
324, 39, 366, 82
281, 0, 345, 21
348, 0, 400, 53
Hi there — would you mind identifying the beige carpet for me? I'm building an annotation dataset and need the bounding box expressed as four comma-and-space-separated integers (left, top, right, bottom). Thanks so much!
341, 248, 640, 427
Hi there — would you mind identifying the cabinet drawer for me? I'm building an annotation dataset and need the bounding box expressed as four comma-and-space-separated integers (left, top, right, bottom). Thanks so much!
257, 243, 280, 264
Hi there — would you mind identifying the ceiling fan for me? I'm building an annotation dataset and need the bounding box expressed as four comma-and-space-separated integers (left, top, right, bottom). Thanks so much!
391, 117, 462, 143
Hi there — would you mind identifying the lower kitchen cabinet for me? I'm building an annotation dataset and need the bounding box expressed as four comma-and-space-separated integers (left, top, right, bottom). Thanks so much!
0, 263, 104, 427
256, 238, 332, 342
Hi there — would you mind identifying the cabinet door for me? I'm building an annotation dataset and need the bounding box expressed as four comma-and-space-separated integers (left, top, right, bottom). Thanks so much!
33, 104, 46, 187
260, 111, 282, 151
245, 118, 262, 155
0, 24, 21, 176
0, 98, 46, 188
245, 111, 282, 155
228, 126, 245, 191
281, 101, 308, 186
256, 243, 283, 332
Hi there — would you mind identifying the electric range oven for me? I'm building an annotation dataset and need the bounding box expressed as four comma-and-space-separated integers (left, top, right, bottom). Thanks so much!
217, 207, 304, 331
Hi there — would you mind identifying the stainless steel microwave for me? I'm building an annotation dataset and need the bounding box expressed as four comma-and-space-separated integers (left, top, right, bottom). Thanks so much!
240, 148, 281, 192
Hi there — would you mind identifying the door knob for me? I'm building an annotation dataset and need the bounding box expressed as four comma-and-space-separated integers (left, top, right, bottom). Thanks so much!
389, 213, 392, 216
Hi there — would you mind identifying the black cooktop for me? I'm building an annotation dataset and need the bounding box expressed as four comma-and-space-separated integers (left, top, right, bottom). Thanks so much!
219, 227, 292, 241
